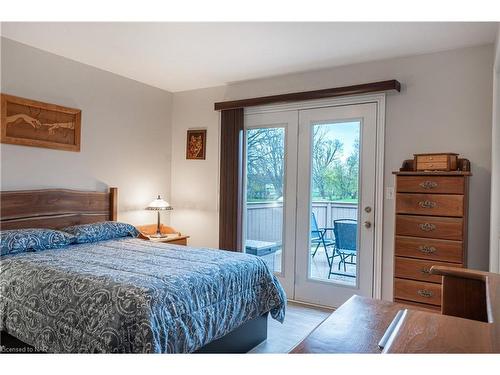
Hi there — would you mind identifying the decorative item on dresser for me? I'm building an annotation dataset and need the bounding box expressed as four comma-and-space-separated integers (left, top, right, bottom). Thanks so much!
413, 152, 458, 172
393, 154, 471, 311
137, 223, 190, 245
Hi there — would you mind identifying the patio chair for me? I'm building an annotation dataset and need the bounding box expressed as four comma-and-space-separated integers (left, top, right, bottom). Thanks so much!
311, 212, 336, 267
329, 219, 357, 278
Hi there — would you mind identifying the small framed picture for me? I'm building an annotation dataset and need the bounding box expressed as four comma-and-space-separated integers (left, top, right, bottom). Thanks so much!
186, 129, 207, 160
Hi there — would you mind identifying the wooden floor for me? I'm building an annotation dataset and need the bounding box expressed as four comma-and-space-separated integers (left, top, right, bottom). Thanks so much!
249, 301, 333, 353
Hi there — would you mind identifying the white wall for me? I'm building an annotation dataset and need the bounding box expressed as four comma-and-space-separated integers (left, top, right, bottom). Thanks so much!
170, 86, 225, 247
171, 44, 494, 300
1, 37, 174, 225
490, 26, 500, 273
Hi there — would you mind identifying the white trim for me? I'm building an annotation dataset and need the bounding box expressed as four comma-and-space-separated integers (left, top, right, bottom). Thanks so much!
373, 94, 386, 299
287, 299, 335, 312
244, 92, 386, 301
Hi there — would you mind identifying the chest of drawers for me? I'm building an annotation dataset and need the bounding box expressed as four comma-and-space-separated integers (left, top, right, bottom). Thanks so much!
393, 170, 470, 311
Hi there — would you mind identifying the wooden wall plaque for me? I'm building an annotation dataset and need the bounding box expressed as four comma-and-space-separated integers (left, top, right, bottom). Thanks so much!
1, 94, 81, 152
186, 129, 207, 160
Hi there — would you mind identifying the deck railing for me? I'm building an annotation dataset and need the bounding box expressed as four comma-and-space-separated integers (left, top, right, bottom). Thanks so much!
245, 201, 358, 243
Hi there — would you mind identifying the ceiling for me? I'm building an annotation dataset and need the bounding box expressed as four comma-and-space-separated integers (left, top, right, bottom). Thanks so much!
1, 22, 497, 92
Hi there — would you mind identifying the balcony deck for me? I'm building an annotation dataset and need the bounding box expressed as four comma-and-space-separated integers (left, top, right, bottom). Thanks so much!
246, 200, 358, 285
272, 248, 356, 285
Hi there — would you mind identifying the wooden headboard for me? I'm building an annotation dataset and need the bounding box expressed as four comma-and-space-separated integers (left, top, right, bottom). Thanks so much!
0, 187, 117, 230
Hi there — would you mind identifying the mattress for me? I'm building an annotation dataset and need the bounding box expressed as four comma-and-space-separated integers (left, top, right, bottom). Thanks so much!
0, 238, 286, 353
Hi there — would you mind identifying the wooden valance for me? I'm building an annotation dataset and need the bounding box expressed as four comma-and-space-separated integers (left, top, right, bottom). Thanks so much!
214, 79, 401, 111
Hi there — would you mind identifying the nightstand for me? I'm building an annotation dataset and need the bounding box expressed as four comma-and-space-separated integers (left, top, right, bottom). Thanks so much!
136, 224, 190, 246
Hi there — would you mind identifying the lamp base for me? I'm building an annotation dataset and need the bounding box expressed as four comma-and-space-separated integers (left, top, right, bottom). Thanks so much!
149, 233, 168, 239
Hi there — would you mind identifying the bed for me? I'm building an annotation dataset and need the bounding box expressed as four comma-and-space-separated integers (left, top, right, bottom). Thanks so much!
0, 188, 286, 353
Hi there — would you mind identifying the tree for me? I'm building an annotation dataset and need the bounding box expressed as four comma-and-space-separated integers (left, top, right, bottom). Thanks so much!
322, 137, 359, 200
344, 138, 359, 199
246, 125, 359, 203
312, 127, 343, 199
246, 128, 285, 200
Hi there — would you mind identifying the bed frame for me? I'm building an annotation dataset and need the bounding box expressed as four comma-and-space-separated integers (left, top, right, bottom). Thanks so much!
0, 187, 268, 353
0, 187, 118, 230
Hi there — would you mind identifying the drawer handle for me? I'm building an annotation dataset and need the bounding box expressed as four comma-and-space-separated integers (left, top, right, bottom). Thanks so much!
419, 181, 438, 189
420, 268, 432, 275
418, 200, 436, 209
418, 245, 436, 254
417, 289, 433, 298
419, 223, 436, 232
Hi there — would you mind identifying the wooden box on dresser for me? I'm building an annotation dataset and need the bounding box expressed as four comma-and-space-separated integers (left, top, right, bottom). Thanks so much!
393, 163, 471, 312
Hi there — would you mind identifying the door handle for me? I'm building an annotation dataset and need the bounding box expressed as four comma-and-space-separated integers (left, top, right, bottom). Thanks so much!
364, 221, 372, 229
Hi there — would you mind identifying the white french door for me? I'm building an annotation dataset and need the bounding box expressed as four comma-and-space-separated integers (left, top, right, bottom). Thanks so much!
243, 99, 381, 308
243, 111, 298, 295
294, 103, 377, 307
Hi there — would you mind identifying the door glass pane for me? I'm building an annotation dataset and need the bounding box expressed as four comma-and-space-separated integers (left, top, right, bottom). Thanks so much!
244, 127, 285, 274
309, 121, 360, 285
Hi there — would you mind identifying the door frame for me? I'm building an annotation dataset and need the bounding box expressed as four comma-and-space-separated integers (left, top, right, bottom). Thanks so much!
244, 93, 386, 299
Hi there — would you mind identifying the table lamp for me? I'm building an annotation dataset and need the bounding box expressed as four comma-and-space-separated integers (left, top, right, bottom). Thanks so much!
146, 195, 173, 238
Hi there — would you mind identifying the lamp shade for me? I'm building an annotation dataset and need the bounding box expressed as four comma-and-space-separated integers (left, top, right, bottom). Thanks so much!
146, 195, 173, 211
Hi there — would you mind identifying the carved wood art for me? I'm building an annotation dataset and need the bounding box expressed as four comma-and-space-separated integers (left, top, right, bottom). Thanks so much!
186, 129, 206, 160
1, 94, 81, 152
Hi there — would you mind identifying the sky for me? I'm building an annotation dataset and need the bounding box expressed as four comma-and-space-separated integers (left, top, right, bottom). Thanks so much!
315, 121, 360, 162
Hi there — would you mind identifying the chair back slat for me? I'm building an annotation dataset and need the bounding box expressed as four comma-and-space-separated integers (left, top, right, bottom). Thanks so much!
311, 212, 321, 239
333, 219, 357, 251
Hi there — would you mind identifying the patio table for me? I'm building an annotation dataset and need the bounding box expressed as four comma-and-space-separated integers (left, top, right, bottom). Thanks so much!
245, 240, 281, 271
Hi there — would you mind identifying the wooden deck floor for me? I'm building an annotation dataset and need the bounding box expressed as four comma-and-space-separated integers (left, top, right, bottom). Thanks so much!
273, 248, 357, 285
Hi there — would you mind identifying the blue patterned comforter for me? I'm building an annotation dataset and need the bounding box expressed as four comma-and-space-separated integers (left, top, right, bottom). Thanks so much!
0, 238, 286, 353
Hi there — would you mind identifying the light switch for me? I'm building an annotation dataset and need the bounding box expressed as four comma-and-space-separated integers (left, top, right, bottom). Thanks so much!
386, 187, 394, 200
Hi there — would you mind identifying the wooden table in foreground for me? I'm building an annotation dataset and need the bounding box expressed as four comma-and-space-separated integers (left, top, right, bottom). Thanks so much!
290, 296, 403, 353
291, 266, 500, 353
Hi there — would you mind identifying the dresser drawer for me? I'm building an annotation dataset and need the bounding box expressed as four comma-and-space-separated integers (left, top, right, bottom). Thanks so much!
396, 193, 464, 217
416, 161, 449, 171
167, 238, 188, 246
416, 155, 449, 163
394, 257, 462, 283
394, 278, 442, 306
396, 176, 464, 194
395, 236, 464, 263
395, 215, 463, 241
394, 298, 441, 312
